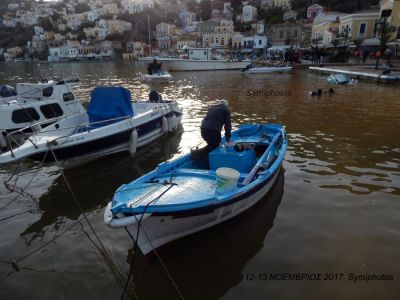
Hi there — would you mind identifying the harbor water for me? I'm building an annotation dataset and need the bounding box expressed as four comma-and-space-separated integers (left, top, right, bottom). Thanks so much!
0, 61, 399, 299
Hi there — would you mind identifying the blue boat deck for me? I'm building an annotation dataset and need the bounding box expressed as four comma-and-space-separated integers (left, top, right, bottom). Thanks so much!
111, 124, 287, 215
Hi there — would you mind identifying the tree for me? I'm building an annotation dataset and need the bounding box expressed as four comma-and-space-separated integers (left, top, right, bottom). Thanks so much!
230, 0, 242, 14
200, 0, 212, 21
186, 0, 197, 12
375, 18, 396, 69
331, 38, 340, 59
106, 33, 124, 41
74, 3, 90, 14
352, 38, 363, 50
38, 17, 54, 31
263, 7, 284, 24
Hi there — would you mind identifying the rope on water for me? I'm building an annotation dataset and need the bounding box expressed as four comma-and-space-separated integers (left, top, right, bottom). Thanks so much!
0, 209, 36, 222
121, 182, 184, 300
0, 150, 49, 211
48, 148, 136, 299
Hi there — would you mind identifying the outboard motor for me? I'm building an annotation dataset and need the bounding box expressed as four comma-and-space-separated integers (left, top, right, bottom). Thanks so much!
0, 85, 17, 97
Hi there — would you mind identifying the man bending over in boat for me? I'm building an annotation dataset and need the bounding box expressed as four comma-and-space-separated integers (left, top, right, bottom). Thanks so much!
192, 100, 231, 160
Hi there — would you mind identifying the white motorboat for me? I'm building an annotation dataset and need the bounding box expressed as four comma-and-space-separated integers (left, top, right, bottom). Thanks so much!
247, 66, 293, 74
140, 71, 172, 83
139, 48, 251, 71
0, 78, 85, 147
0, 86, 182, 167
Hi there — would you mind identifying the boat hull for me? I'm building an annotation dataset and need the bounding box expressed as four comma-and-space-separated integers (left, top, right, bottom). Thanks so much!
248, 67, 293, 74
0, 102, 182, 167
141, 74, 172, 83
141, 58, 251, 71
121, 166, 281, 256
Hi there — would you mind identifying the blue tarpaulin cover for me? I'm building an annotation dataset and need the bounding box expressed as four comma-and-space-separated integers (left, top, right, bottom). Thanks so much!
0, 85, 17, 97
88, 87, 134, 127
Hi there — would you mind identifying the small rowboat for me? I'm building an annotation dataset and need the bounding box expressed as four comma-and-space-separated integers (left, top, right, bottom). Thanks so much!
141, 71, 172, 83
104, 124, 288, 256
327, 73, 350, 84
247, 66, 293, 74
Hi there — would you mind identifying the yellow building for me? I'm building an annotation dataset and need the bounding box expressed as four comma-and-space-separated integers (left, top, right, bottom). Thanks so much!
380, 0, 400, 41
339, 12, 380, 40
312, 12, 345, 45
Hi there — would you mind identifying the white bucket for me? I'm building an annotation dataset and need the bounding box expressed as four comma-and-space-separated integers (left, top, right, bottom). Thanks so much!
215, 167, 240, 194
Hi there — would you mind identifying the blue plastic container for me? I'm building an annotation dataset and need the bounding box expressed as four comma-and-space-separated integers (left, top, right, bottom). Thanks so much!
209, 146, 257, 173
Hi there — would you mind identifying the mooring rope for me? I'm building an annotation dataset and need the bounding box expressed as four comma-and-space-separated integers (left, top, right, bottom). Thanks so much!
47, 148, 138, 298
120, 182, 184, 300
0, 150, 49, 211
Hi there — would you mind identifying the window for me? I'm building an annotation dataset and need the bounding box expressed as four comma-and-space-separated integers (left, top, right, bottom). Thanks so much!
359, 23, 366, 37
63, 92, 75, 102
40, 103, 63, 119
12, 108, 40, 123
42, 87, 53, 97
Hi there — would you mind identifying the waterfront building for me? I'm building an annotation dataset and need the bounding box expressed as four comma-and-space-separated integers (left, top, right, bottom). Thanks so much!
177, 39, 198, 51
380, 0, 400, 42
251, 20, 266, 35
156, 22, 176, 50
202, 19, 235, 48
307, 4, 324, 23
232, 33, 244, 49
48, 47, 61, 62
4, 47, 23, 62
312, 12, 345, 45
273, 0, 291, 9
179, 8, 196, 26
261, 0, 274, 8
253, 35, 268, 49
284, 10, 298, 22
267, 23, 307, 47
242, 5, 258, 23
223, 2, 232, 14
84, 26, 109, 40
2, 16, 18, 28
121, 0, 154, 14
107, 19, 132, 34
126, 41, 146, 57
66, 13, 86, 30
8, 3, 20, 10
100, 3, 120, 15
339, 11, 380, 41
196, 20, 219, 34
87, 9, 101, 22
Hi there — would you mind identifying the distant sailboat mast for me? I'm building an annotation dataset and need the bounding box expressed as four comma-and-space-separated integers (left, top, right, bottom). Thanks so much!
148, 14, 152, 56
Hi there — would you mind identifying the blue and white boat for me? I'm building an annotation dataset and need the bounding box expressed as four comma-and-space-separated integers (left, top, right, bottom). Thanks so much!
327, 73, 350, 84
0, 86, 182, 167
104, 124, 287, 255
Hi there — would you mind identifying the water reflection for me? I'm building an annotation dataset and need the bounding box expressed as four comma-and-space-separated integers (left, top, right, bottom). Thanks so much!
130, 169, 285, 300
19, 129, 183, 245
1, 61, 400, 299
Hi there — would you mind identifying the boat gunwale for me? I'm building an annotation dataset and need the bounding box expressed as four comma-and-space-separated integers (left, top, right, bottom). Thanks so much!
112, 132, 287, 216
